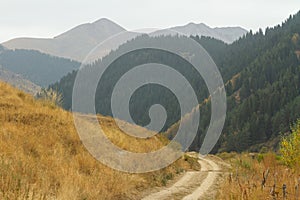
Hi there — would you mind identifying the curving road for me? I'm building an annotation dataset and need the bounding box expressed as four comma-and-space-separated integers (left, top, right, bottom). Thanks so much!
142, 155, 224, 200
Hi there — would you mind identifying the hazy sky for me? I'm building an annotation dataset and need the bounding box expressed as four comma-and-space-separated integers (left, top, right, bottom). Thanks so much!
1, 0, 299, 43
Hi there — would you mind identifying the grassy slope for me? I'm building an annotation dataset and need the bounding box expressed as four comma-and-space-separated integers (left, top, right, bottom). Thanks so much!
0, 81, 199, 200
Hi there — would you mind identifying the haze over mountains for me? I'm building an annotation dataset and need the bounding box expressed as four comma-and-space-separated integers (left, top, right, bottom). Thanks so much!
2, 19, 247, 62
0, 45, 80, 87
2, 19, 126, 62
52, 11, 300, 153
151, 22, 247, 44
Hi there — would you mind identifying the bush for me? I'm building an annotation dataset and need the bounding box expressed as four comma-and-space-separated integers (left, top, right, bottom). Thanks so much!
280, 119, 300, 167
257, 153, 264, 163
36, 88, 63, 107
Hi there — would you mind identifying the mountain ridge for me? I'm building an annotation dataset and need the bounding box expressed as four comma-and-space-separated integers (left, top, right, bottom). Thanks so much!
2, 19, 247, 62
151, 22, 247, 43
2, 18, 126, 62
0, 46, 80, 87
52, 11, 300, 153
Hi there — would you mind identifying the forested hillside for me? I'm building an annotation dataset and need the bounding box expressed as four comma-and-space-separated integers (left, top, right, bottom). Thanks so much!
52, 11, 300, 152
51, 35, 214, 131
177, 12, 300, 152
0, 47, 80, 87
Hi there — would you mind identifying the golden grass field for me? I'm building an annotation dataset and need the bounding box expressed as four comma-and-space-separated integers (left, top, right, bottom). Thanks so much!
0, 81, 199, 200
217, 152, 300, 200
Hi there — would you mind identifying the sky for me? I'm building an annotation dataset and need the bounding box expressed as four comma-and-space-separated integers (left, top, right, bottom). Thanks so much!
1, 0, 300, 43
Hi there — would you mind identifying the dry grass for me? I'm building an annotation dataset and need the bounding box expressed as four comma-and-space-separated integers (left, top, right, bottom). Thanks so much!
99, 116, 169, 153
0, 82, 199, 200
217, 152, 300, 200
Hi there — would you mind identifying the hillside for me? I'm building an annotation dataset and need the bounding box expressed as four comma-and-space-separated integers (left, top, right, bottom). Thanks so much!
50, 35, 215, 131
0, 81, 199, 199
53, 11, 300, 153
0, 46, 80, 87
168, 12, 300, 153
151, 22, 247, 43
0, 65, 41, 95
2, 18, 126, 62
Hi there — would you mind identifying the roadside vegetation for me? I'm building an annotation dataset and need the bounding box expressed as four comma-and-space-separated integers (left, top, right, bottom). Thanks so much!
218, 120, 300, 199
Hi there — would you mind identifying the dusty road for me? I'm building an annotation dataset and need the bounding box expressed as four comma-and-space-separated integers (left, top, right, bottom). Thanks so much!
142, 154, 227, 200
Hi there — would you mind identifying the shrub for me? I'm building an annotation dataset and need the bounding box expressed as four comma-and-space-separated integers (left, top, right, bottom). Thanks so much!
257, 153, 264, 163
36, 88, 63, 107
280, 119, 300, 167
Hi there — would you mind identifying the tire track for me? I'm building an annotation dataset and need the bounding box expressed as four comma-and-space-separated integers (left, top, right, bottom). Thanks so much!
142, 155, 224, 200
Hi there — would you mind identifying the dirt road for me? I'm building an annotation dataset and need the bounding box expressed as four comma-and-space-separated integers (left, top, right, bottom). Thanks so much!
142, 154, 227, 200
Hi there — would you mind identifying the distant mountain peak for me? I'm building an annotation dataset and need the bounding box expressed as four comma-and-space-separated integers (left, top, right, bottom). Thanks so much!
152, 22, 247, 43
93, 18, 117, 24
91, 18, 126, 31
187, 22, 196, 26
56, 18, 126, 39
2, 19, 246, 62
184, 22, 209, 28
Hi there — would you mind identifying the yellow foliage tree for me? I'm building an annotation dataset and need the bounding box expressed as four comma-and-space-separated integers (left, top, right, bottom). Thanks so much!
280, 119, 300, 167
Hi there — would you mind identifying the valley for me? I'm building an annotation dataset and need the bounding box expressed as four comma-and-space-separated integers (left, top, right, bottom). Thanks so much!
0, 3, 299, 199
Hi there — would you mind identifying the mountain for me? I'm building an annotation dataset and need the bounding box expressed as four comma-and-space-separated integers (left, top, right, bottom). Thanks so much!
167, 12, 300, 153
0, 65, 41, 95
151, 22, 247, 43
2, 19, 246, 62
2, 18, 127, 62
0, 46, 80, 87
53, 11, 300, 153
50, 35, 217, 131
